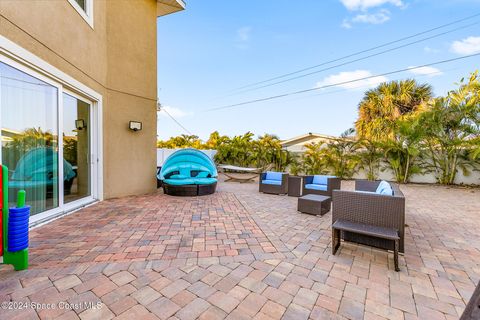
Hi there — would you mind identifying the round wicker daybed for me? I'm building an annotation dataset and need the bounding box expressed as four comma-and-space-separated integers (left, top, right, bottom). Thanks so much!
158, 148, 218, 196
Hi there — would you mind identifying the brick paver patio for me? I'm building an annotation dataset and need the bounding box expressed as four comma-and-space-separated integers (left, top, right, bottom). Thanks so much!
0, 177, 479, 319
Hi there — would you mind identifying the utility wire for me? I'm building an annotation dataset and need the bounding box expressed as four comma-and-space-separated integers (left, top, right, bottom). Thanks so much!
279, 67, 453, 104
229, 12, 480, 92
228, 21, 479, 95
205, 53, 480, 112
160, 107, 193, 135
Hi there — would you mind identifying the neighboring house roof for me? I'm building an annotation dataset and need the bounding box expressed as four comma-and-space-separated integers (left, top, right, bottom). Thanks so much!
157, 0, 185, 17
280, 133, 337, 147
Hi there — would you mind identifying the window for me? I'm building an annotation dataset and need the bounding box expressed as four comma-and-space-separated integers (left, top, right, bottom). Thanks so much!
73, 0, 86, 11
67, 0, 94, 28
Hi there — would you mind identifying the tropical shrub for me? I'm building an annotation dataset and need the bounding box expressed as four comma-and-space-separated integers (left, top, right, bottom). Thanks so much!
320, 129, 360, 179
417, 72, 480, 184
356, 138, 383, 181
301, 142, 327, 175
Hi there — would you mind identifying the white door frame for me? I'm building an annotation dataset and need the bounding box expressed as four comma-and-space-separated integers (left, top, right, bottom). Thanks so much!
0, 35, 103, 225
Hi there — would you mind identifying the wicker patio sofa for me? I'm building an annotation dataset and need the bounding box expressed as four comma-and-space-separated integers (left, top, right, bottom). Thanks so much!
332, 180, 406, 268
259, 171, 288, 195
302, 175, 341, 197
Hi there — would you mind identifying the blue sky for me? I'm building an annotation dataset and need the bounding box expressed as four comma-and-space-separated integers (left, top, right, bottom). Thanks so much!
156, 0, 480, 141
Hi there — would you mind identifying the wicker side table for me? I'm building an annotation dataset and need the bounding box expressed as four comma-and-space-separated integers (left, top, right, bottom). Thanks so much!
288, 176, 303, 197
297, 194, 331, 215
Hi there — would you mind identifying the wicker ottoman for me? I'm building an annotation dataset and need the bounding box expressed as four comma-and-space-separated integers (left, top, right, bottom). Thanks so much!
298, 194, 331, 215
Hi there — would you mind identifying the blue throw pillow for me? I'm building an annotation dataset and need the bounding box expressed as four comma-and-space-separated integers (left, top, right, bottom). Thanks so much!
380, 187, 393, 196
376, 180, 393, 195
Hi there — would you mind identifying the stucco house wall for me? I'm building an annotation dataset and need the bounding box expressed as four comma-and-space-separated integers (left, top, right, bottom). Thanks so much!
0, 0, 175, 198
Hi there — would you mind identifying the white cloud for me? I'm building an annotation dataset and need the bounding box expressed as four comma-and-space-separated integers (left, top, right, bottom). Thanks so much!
341, 19, 353, 29
407, 66, 443, 77
339, 0, 403, 11
423, 46, 440, 54
158, 106, 192, 118
316, 70, 388, 91
351, 9, 390, 24
235, 26, 252, 49
450, 36, 480, 55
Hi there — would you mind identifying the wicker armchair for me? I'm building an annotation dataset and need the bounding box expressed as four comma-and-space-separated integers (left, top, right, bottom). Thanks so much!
302, 175, 341, 197
259, 172, 288, 195
332, 180, 406, 253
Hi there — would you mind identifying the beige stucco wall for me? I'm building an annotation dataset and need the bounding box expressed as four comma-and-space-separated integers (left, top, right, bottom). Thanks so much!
0, 0, 159, 199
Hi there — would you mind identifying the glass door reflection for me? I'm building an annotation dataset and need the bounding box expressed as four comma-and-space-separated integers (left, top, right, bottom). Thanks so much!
0, 62, 59, 215
63, 93, 91, 203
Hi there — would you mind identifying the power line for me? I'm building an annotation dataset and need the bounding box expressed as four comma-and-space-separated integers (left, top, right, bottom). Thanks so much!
228, 12, 480, 93
279, 67, 453, 104
227, 21, 479, 96
205, 53, 480, 112
159, 106, 193, 135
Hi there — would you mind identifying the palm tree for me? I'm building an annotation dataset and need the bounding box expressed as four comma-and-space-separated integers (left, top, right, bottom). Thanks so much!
355, 79, 433, 141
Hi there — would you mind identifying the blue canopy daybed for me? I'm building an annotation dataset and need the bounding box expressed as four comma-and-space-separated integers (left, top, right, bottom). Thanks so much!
7, 147, 77, 208
158, 148, 218, 196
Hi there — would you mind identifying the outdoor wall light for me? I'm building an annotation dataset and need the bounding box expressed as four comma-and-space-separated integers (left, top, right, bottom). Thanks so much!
75, 119, 86, 131
129, 121, 142, 132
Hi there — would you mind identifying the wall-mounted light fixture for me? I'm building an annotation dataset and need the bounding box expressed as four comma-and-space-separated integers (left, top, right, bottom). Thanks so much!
75, 119, 86, 131
129, 121, 142, 132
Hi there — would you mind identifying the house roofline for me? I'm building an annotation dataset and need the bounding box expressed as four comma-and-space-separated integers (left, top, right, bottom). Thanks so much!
280, 133, 338, 146
157, 0, 185, 17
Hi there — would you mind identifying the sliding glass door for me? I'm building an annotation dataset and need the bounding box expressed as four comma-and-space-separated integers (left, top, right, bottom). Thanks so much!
0, 60, 96, 218
63, 93, 91, 203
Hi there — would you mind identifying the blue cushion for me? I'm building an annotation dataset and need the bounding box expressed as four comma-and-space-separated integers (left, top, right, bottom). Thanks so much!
179, 167, 191, 177
305, 184, 328, 191
375, 180, 390, 193
379, 186, 393, 196
376, 180, 393, 195
262, 179, 282, 186
192, 177, 217, 185
164, 178, 196, 185
164, 178, 217, 185
265, 171, 283, 181
196, 171, 209, 178
312, 175, 333, 185
169, 174, 189, 180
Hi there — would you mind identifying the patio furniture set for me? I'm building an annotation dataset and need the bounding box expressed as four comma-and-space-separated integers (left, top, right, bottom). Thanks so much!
259, 171, 405, 271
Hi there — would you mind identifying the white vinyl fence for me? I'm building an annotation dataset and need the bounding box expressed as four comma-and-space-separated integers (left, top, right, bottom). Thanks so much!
352, 169, 480, 185
157, 148, 217, 167
157, 148, 479, 185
